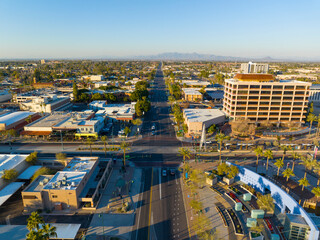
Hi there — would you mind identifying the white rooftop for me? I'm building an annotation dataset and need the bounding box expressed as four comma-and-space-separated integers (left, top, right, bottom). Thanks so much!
0, 154, 29, 178
183, 108, 225, 123
182, 88, 202, 95
43, 171, 86, 190
64, 157, 96, 173
0, 182, 24, 206
0, 111, 34, 126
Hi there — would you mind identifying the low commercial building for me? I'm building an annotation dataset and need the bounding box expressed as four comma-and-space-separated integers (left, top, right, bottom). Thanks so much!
223, 74, 311, 124
182, 88, 203, 102
82, 75, 105, 81
181, 80, 211, 88
0, 111, 40, 131
0, 90, 12, 103
22, 157, 112, 211
89, 101, 136, 121
0, 154, 29, 190
183, 108, 226, 136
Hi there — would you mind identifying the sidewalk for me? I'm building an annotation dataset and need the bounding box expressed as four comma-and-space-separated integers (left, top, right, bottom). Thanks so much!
86, 162, 142, 240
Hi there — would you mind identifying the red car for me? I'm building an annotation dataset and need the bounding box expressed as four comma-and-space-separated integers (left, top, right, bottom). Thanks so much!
265, 219, 273, 232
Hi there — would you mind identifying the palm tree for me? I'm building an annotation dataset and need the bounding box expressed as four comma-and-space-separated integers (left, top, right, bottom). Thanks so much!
282, 168, 295, 182
100, 135, 108, 158
254, 146, 263, 172
299, 177, 310, 191
316, 115, 320, 136
215, 132, 230, 163
120, 141, 130, 167
86, 138, 94, 156
307, 113, 317, 136
280, 145, 290, 162
40, 223, 57, 240
274, 158, 284, 176
312, 187, 320, 202
299, 155, 316, 178
291, 151, 300, 172
264, 149, 273, 174
313, 162, 320, 186
178, 147, 191, 164
27, 212, 44, 231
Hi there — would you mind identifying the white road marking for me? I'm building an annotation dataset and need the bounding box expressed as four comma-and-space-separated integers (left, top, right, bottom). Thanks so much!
159, 168, 162, 199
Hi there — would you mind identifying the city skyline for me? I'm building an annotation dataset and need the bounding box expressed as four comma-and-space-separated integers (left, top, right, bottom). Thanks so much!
1, 0, 320, 60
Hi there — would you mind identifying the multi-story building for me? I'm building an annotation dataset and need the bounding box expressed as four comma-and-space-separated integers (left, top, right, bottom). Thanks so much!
182, 88, 203, 102
89, 101, 136, 121
240, 62, 269, 74
223, 74, 311, 124
284, 214, 311, 240
16, 93, 70, 113
309, 84, 320, 106
22, 157, 112, 211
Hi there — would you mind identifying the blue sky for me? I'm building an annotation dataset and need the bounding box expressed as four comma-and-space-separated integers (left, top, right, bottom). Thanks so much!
1, 0, 320, 59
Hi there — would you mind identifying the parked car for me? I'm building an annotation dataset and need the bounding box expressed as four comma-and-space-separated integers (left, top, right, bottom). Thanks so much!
162, 169, 167, 177
170, 169, 175, 176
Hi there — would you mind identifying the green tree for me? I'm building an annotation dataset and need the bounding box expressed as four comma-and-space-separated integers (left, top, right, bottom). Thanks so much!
257, 194, 275, 213
282, 168, 295, 182
26, 212, 57, 240
312, 187, 320, 202
317, 115, 320, 136
31, 167, 55, 182
190, 199, 203, 214
264, 149, 273, 174
227, 165, 239, 179
86, 138, 95, 156
178, 147, 191, 164
100, 135, 108, 158
120, 141, 130, 167
254, 146, 263, 172
280, 145, 290, 162
274, 158, 284, 176
124, 126, 131, 137
307, 113, 317, 136
291, 151, 300, 172
33, 69, 41, 82
299, 177, 310, 191
299, 155, 316, 178
215, 132, 230, 163
207, 124, 216, 134
2, 169, 18, 181
55, 153, 68, 167
72, 81, 79, 102
132, 118, 142, 126
217, 162, 229, 176
26, 152, 38, 165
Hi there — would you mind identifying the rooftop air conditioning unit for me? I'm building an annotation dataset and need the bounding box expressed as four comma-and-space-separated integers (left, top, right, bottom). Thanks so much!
71, 182, 76, 187
39, 181, 44, 186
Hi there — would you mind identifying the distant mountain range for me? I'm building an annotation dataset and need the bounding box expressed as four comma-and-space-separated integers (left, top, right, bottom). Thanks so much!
1, 52, 320, 62
129, 52, 276, 61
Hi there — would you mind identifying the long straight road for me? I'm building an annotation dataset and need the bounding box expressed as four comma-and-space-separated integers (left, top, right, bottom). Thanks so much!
131, 63, 189, 240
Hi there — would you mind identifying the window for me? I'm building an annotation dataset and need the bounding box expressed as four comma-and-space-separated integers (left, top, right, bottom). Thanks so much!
250, 85, 260, 89
262, 85, 272, 89
273, 86, 283, 89
272, 91, 282, 95
249, 96, 259, 99
23, 195, 37, 199
250, 91, 259, 94
238, 85, 248, 89
52, 195, 58, 198
284, 86, 294, 89
284, 91, 293, 95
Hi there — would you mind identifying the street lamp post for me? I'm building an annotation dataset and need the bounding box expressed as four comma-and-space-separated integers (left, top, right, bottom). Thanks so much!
59, 130, 64, 150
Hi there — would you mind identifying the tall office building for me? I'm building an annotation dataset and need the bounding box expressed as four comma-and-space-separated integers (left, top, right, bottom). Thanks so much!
241, 62, 269, 74
223, 74, 311, 124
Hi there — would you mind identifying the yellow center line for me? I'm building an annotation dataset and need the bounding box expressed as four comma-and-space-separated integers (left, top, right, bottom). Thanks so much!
147, 167, 154, 240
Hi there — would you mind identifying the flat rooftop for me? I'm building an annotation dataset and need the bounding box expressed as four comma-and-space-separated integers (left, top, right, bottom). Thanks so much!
25, 113, 70, 128
17, 165, 42, 180
0, 182, 24, 206
64, 157, 97, 173
0, 111, 34, 126
0, 154, 28, 178
287, 214, 309, 226
182, 88, 202, 95
0, 223, 81, 240
183, 108, 225, 123
24, 175, 53, 192
53, 112, 94, 129
43, 171, 86, 190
